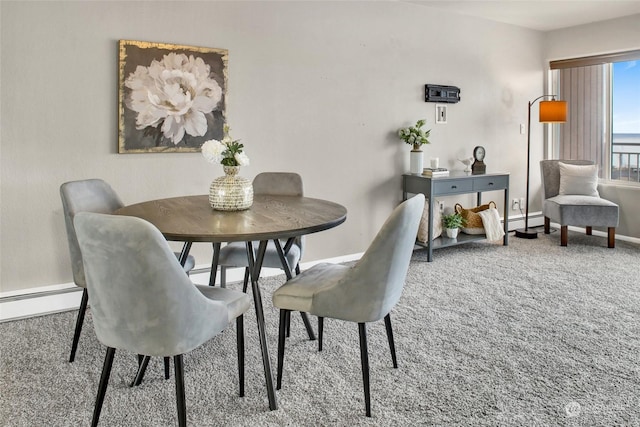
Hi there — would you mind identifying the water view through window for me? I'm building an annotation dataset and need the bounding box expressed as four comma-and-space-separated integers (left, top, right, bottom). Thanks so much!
612, 60, 640, 182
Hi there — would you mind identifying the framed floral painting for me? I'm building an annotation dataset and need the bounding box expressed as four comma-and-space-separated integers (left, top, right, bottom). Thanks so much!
118, 40, 228, 153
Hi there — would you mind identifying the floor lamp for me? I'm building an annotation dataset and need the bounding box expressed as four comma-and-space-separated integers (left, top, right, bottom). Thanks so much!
515, 95, 567, 239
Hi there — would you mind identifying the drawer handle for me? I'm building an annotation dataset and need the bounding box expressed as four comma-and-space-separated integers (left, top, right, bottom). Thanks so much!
488, 182, 494, 186
451, 185, 457, 189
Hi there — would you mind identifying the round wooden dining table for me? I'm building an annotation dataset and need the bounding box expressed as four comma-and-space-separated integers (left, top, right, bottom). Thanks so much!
115, 194, 347, 411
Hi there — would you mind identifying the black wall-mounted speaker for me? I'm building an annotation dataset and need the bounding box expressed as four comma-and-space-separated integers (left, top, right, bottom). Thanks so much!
425, 84, 461, 103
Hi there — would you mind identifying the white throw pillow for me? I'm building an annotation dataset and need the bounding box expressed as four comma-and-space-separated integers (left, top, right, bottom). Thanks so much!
558, 162, 599, 197
417, 199, 442, 242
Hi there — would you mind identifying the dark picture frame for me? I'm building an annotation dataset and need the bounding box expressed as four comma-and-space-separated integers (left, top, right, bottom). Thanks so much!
118, 40, 228, 153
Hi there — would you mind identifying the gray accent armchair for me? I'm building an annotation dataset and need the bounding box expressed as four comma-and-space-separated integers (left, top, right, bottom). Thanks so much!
540, 160, 619, 247
74, 212, 250, 427
272, 194, 425, 417
60, 179, 195, 363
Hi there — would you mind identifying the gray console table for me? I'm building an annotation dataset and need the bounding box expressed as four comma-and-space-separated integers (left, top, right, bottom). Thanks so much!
402, 171, 509, 261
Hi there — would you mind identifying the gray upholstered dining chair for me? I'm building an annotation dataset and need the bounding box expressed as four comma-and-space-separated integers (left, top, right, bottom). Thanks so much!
60, 179, 195, 366
74, 212, 250, 427
272, 194, 425, 417
540, 160, 619, 248
216, 172, 315, 339
217, 172, 304, 290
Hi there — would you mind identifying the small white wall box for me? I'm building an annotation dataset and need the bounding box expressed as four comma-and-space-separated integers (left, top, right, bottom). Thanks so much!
436, 105, 447, 124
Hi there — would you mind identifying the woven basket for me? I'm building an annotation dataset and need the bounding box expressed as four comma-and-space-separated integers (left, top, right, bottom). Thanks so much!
455, 201, 497, 235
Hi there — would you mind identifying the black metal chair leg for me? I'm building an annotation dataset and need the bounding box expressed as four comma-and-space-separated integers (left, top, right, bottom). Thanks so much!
209, 242, 221, 287
220, 266, 227, 288
164, 357, 171, 379
237, 315, 245, 397
69, 289, 89, 362
300, 312, 316, 340
276, 309, 288, 390
358, 323, 372, 418
92, 347, 115, 427
384, 314, 398, 369
131, 355, 150, 387
318, 317, 324, 351
242, 268, 250, 293
174, 354, 187, 427
285, 310, 291, 338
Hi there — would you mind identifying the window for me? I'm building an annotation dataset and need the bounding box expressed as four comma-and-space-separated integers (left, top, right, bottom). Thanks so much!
550, 50, 640, 183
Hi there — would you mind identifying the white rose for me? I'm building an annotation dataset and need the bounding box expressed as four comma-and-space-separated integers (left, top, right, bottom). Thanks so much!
235, 152, 250, 166
201, 139, 225, 163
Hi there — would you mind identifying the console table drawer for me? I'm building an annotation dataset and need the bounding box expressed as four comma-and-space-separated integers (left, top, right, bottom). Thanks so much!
433, 179, 474, 195
473, 176, 508, 192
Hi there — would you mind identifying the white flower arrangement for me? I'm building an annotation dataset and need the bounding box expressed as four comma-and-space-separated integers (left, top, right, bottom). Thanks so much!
201, 125, 250, 167
124, 52, 223, 145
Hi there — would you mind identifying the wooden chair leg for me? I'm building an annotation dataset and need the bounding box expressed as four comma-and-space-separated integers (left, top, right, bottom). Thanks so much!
174, 355, 186, 427
358, 323, 372, 417
69, 289, 89, 362
92, 347, 115, 427
384, 314, 398, 369
608, 227, 616, 248
318, 317, 324, 351
544, 217, 550, 234
560, 226, 568, 246
276, 310, 288, 390
586, 226, 592, 235
237, 315, 245, 397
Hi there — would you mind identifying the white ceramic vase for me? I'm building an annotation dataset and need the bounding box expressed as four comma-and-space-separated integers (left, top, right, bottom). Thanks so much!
445, 228, 459, 239
209, 166, 254, 211
410, 150, 424, 174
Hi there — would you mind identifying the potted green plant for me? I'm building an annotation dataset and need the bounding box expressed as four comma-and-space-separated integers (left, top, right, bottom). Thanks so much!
442, 212, 465, 239
398, 119, 431, 174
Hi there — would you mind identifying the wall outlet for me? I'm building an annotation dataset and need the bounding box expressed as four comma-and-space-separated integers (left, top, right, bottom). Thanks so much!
438, 201, 445, 213
511, 198, 520, 210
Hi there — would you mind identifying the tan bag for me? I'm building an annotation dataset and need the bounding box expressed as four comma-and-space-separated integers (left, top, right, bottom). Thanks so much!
455, 201, 497, 235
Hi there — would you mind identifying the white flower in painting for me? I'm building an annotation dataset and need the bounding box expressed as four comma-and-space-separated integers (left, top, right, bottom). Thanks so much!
201, 139, 225, 164
125, 52, 223, 144
235, 152, 250, 166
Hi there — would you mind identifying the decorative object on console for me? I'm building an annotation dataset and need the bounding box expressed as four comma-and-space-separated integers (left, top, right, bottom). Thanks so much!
458, 157, 473, 173
471, 146, 486, 175
442, 212, 466, 239
202, 125, 253, 211
398, 119, 431, 174
515, 95, 567, 239
118, 40, 228, 153
422, 167, 449, 177
424, 84, 461, 103
455, 201, 496, 235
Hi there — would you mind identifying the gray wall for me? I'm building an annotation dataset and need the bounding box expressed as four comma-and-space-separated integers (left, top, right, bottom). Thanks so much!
0, 2, 636, 294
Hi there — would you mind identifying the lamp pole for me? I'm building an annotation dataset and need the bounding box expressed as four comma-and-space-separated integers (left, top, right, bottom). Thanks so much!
515, 94, 558, 239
